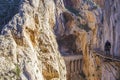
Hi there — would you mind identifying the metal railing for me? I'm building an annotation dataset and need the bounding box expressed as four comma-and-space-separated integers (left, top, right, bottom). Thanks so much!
93, 48, 120, 62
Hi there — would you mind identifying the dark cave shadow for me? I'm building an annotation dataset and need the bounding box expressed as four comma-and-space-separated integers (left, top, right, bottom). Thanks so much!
57, 34, 79, 55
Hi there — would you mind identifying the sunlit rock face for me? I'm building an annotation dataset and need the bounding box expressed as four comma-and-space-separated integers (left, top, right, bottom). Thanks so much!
0, 0, 66, 80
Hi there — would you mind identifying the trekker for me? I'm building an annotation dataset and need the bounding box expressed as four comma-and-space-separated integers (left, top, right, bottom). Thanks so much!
104, 40, 111, 56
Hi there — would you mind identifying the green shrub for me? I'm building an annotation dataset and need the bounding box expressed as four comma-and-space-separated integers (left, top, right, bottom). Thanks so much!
15, 64, 20, 79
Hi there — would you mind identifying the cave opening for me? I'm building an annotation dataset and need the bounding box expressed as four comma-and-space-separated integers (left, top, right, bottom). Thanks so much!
57, 34, 80, 56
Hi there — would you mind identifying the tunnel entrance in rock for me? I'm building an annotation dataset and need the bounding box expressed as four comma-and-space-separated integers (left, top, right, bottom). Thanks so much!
57, 34, 79, 55
0, 0, 20, 32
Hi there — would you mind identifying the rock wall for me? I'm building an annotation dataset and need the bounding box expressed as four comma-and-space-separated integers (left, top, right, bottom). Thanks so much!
94, 0, 120, 57
103, 0, 120, 57
63, 0, 82, 10
0, 0, 66, 80
97, 0, 120, 79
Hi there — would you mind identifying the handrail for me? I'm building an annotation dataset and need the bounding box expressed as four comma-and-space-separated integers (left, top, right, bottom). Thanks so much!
62, 54, 83, 80
63, 54, 83, 61
93, 48, 120, 62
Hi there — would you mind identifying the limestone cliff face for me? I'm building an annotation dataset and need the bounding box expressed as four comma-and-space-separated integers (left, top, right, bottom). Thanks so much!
0, 0, 66, 80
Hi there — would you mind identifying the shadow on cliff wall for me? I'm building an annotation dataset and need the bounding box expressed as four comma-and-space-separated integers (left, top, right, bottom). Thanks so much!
57, 34, 78, 55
